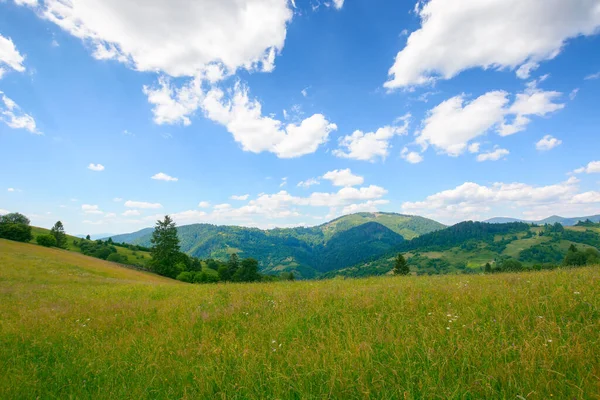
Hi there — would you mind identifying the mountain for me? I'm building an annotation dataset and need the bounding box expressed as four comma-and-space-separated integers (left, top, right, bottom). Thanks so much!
485, 214, 600, 226
330, 220, 600, 278
109, 212, 444, 278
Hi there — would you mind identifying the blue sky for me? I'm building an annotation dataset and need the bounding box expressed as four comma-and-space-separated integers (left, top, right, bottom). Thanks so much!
1, 0, 600, 235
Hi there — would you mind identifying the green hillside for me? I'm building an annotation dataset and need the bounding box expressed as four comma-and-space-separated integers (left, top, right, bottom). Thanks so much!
30, 226, 152, 268
109, 212, 444, 278
329, 221, 600, 277
1, 238, 598, 399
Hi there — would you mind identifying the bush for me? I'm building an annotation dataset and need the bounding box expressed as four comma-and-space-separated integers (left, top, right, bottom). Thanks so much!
0, 212, 33, 243
36, 234, 57, 247
107, 253, 127, 263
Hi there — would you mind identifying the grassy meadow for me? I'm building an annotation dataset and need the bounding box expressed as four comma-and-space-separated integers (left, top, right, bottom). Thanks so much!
1, 238, 599, 399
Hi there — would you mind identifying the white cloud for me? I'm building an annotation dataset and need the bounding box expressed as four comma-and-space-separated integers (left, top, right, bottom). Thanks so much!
82, 204, 103, 214
231, 194, 250, 201
201, 84, 337, 158
570, 191, 600, 204
468, 143, 481, 154
88, 163, 105, 171
400, 147, 423, 164
27, 0, 292, 78
198, 201, 211, 208
476, 148, 509, 162
417, 91, 509, 156
213, 203, 232, 211
499, 86, 565, 136
385, 0, 600, 89
15, 0, 39, 7
0, 92, 38, 133
122, 209, 141, 216
171, 210, 207, 224
341, 200, 389, 215
0, 209, 9, 215
417, 84, 565, 156
0, 34, 25, 75
332, 0, 344, 10
536, 135, 562, 151
124, 200, 162, 209
569, 88, 579, 100
585, 72, 600, 80
143, 76, 204, 126
113, 197, 123, 202
322, 169, 364, 187
401, 177, 586, 224
7, 188, 15, 192
279, 177, 288, 187
334, 114, 410, 162
151, 172, 178, 182
573, 161, 600, 174
297, 178, 320, 188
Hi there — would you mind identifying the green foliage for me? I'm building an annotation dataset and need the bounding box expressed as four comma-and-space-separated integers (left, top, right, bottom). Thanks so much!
519, 244, 564, 264
0, 213, 33, 243
149, 216, 182, 278
36, 234, 57, 247
563, 246, 600, 267
484, 262, 492, 273
50, 221, 67, 249
393, 253, 409, 275
85, 234, 91, 240
233, 258, 261, 282
106, 253, 127, 263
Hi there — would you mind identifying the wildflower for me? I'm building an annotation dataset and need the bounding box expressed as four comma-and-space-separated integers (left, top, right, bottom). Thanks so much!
574, 291, 580, 295
446, 327, 450, 330
547, 339, 552, 343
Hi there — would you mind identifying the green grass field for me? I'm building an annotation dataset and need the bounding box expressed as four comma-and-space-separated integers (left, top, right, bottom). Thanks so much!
1, 238, 599, 399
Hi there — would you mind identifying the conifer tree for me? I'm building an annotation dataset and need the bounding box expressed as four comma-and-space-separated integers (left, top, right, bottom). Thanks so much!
149, 215, 181, 278
393, 253, 410, 275
50, 221, 67, 248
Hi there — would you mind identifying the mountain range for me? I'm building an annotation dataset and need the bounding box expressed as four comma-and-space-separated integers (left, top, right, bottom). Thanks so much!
109, 212, 600, 278
484, 214, 600, 226
109, 212, 445, 278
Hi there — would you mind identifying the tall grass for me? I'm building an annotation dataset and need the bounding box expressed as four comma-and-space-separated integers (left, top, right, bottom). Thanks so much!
0, 239, 598, 399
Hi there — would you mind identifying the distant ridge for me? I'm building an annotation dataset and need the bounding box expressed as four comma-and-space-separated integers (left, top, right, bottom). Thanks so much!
485, 214, 600, 226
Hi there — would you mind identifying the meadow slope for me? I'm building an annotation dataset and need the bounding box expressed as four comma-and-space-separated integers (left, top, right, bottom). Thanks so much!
0, 239, 599, 399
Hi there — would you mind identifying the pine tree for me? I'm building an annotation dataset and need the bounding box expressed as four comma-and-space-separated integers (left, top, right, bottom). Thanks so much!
50, 221, 67, 248
393, 253, 410, 275
149, 215, 181, 278
484, 262, 492, 273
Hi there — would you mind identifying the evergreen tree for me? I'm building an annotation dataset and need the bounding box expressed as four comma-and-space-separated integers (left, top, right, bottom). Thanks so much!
149, 215, 181, 278
227, 253, 240, 277
50, 221, 67, 248
393, 253, 410, 275
85, 234, 91, 240
484, 262, 492, 273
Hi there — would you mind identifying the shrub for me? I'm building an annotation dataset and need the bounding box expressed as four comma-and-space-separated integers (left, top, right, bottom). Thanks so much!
36, 234, 57, 247
107, 253, 127, 263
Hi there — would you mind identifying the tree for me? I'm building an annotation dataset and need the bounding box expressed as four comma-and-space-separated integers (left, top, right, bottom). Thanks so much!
36, 234, 57, 247
484, 262, 492, 273
393, 253, 410, 275
227, 253, 240, 277
218, 265, 231, 281
233, 258, 260, 282
149, 215, 181, 278
85, 234, 91, 240
568, 244, 578, 253
50, 221, 67, 248
0, 212, 33, 242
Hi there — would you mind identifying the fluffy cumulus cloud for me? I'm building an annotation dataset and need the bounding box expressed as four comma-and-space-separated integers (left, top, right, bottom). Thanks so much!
0, 34, 26, 76
416, 83, 565, 156
385, 0, 600, 88
122, 209, 141, 217
0, 92, 38, 133
573, 161, 600, 174
201, 84, 337, 158
124, 200, 162, 209
334, 114, 410, 162
476, 148, 509, 162
151, 172, 178, 182
198, 201, 211, 208
22, 0, 292, 77
87, 163, 105, 171
401, 147, 423, 164
400, 176, 600, 223
536, 135, 562, 151
322, 169, 364, 187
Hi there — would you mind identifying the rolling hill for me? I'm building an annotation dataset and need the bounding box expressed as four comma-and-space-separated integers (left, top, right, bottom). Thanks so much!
330, 221, 600, 277
109, 212, 445, 278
